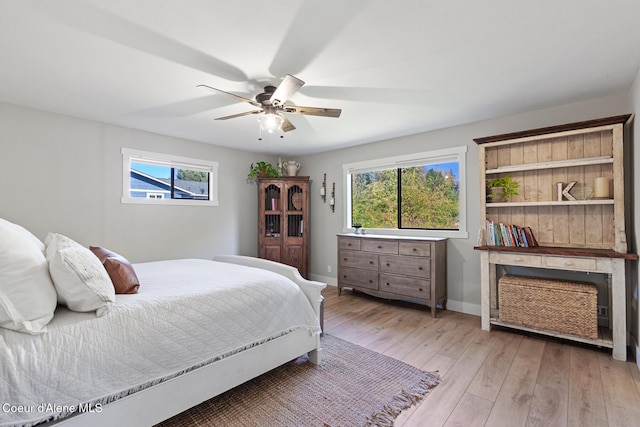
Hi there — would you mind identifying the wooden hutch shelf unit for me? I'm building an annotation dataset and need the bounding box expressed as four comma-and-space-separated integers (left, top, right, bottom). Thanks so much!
258, 176, 309, 278
474, 114, 636, 361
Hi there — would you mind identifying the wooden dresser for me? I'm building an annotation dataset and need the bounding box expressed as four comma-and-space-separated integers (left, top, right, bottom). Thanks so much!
337, 234, 447, 317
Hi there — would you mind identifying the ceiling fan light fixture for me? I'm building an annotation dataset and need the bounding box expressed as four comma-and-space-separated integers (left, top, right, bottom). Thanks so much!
257, 113, 283, 134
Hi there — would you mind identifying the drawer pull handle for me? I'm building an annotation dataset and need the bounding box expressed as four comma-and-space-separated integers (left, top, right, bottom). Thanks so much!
386, 263, 390, 266
343, 258, 348, 261
413, 248, 417, 251
348, 243, 352, 246
370, 261, 374, 264
378, 245, 382, 249
418, 288, 423, 292
418, 267, 423, 270
343, 275, 347, 279
386, 282, 390, 286
369, 280, 373, 283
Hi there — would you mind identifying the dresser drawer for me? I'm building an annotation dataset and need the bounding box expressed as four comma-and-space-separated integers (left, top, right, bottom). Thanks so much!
399, 241, 431, 257
497, 253, 542, 267
339, 267, 378, 290
380, 255, 430, 278
380, 274, 431, 300
338, 237, 361, 251
544, 256, 597, 270
362, 239, 399, 254
339, 251, 378, 270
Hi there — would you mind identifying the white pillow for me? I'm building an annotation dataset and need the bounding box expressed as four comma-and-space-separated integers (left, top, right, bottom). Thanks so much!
45, 233, 115, 317
0, 218, 57, 334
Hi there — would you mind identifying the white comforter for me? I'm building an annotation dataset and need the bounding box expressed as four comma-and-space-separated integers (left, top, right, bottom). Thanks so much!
0, 259, 320, 427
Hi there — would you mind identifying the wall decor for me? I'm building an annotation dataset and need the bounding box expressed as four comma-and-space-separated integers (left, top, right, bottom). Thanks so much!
330, 182, 335, 213
320, 173, 327, 202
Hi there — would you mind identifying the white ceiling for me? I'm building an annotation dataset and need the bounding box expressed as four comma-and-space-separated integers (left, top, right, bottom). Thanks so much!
1, 0, 639, 156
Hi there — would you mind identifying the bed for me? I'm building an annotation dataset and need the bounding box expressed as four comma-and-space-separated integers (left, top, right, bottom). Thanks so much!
0, 219, 325, 427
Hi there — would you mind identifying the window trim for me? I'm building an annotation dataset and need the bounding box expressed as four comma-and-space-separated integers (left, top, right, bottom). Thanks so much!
342, 146, 468, 239
121, 148, 219, 206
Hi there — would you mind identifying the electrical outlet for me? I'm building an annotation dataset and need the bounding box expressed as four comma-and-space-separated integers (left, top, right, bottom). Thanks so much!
597, 305, 608, 317
327, 265, 332, 273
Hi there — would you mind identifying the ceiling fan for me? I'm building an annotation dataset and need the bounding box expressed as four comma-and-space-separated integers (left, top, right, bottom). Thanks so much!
197, 74, 341, 135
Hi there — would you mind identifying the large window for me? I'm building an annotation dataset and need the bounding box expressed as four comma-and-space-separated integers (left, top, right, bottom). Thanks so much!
343, 146, 467, 238
121, 148, 219, 206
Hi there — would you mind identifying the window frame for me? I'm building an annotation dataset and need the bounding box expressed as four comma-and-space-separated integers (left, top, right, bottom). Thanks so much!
343, 146, 468, 239
121, 148, 219, 206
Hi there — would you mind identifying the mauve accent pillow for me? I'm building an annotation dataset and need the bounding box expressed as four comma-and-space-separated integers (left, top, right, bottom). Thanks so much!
89, 246, 140, 294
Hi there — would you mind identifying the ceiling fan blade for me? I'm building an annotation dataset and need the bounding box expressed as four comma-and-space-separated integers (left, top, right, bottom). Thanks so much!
215, 110, 262, 120
283, 105, 341, 118
268, 3, 366, 77
197, 84, 261, 107
270, 74, 305, 107
279, 114, 296, 132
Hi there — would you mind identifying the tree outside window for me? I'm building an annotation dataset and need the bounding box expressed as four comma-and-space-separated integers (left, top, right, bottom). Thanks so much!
351, 163, 459, 231
344, 146, 467, 238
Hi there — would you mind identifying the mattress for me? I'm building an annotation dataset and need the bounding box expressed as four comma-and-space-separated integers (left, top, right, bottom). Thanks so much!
0, 259, 320, 427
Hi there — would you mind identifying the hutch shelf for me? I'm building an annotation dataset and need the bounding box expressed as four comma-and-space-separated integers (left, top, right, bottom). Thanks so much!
474, 114, 636, 361
258, 176, 309, 278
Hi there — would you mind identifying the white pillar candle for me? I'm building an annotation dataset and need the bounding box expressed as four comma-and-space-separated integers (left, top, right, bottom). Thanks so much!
594, 177, 610, 198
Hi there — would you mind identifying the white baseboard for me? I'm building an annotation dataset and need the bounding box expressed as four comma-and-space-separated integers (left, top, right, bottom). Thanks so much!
446, 299, 481, 317
632, 335, 640, 372
309, 274, 336, 286
310, 275, 481, 318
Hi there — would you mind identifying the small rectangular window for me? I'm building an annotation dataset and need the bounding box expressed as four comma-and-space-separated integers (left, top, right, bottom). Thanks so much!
122, 148, 218, 206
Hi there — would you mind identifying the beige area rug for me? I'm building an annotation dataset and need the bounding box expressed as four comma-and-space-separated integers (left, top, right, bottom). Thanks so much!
156, 334, 440, 427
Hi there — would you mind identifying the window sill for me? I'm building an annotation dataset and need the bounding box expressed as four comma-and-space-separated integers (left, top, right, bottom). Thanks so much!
342, 228, 467, 239
121, 197, 219, 207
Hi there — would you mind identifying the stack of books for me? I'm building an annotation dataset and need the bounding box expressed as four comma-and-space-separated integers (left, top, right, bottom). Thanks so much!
485, 220, 538, 247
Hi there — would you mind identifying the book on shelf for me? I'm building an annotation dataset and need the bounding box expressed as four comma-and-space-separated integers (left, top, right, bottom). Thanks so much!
484, 220, 538, 247
523, 226, 538, 246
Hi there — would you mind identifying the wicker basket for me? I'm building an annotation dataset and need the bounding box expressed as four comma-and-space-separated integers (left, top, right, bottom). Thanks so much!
498, 274, 598, 339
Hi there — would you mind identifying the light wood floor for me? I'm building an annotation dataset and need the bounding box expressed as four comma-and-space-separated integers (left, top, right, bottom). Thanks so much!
322, 286, 640, 427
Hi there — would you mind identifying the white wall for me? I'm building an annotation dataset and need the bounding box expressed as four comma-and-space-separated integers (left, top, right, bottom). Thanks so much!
1, 92, 635, 322
299, 93, 631, 316
630, 66, 640, 366
0, 102, 262, 262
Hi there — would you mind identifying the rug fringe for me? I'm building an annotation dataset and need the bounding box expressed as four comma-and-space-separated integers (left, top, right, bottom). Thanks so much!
364, 373, 441, 427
